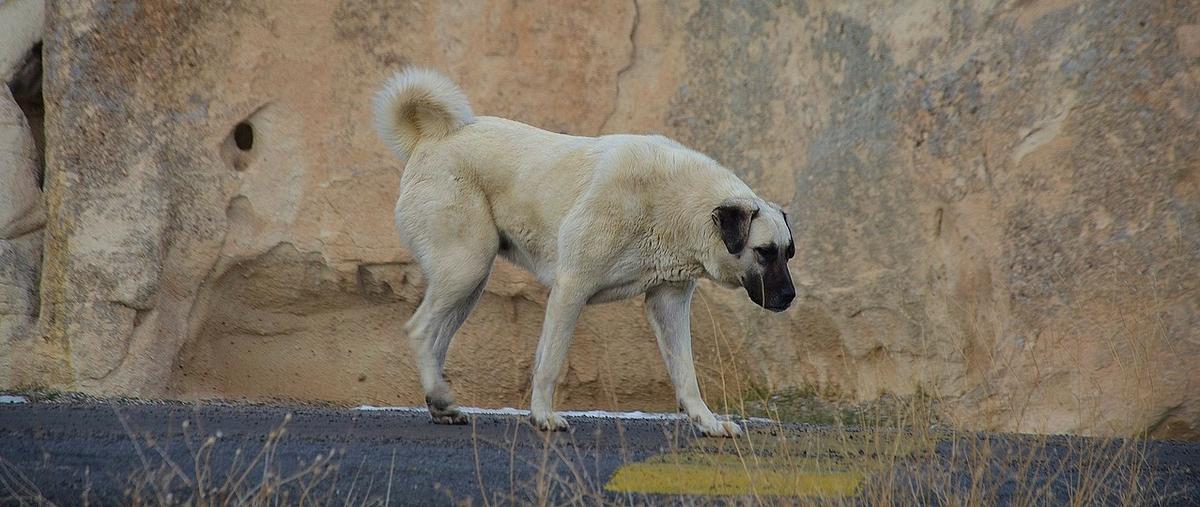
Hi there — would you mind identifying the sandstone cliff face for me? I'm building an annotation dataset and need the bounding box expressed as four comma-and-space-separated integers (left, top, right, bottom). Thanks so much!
1, 0, 1196, 439
0, 0, 46, 385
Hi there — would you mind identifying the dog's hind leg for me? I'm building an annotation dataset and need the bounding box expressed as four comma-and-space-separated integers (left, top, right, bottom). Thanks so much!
399, 185, 498, 425
404, 261, 491, 424
645, 281, 742, 437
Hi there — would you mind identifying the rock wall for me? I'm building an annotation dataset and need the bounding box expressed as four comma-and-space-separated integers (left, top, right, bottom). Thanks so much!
0, 0, 46, 386
1, 0, 1196, 438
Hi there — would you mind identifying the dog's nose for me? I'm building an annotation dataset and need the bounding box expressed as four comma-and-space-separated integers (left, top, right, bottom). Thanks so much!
771, 288, 795, 312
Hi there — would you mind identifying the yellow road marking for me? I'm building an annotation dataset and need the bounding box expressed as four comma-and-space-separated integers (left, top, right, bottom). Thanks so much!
603, 428, 928, 498
606, 463, 863, 496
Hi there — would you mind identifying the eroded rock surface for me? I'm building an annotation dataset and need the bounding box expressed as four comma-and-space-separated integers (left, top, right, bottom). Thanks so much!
0, 0, 1196, 438
0, 0, 45, 388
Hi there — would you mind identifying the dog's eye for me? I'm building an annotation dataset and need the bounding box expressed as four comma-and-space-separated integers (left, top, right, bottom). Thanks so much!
754, 246, 776, 261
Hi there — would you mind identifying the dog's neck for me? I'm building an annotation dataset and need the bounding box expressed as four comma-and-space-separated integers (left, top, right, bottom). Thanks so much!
665, 190, 757, 288
632, 145, 758, 286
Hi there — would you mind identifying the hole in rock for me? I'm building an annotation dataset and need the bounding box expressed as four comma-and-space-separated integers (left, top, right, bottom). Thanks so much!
233, 122, 254, 151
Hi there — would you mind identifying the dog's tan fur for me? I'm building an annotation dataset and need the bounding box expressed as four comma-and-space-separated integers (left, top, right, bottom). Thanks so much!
373, 68, 795, 437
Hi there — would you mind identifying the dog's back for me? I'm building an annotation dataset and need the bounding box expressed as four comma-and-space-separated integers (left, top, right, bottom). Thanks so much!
373, 68, 728, 282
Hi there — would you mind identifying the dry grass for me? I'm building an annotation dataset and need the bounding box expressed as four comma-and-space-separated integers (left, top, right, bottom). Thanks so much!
507, 279, 1176, 506
490, 386, 1166, 506
0, 344, 1177, 507
0, 384, 1176, 506
119, 411, 362, 506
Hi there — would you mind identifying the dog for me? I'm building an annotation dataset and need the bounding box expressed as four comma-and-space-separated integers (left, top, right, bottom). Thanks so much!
372, 68, 795, 437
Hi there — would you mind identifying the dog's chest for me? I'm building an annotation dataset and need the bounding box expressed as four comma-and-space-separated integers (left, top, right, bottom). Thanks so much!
586, 262, 702, 305
587, 282, 648, 305
650, 257, 705, 285
634, 234, 704, 282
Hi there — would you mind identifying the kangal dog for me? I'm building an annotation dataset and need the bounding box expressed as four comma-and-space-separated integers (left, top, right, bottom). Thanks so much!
373, 68, 795, 437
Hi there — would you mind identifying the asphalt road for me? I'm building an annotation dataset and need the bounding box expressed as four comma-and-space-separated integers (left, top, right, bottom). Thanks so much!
0, 401, 686, 506
0, 401, 1197, 505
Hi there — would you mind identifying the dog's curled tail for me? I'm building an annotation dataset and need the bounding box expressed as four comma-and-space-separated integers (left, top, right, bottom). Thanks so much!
373, 67, 474, 160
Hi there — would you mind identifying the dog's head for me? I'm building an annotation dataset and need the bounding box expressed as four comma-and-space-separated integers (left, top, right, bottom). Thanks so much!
709, 197, 796, 312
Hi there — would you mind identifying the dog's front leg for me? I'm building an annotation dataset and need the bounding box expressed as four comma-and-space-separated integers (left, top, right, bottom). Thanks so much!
645, 282, 743, 437
529, 281, 588, 432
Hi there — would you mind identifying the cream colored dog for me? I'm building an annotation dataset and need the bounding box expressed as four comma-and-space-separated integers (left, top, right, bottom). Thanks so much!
373, 68, 795, 437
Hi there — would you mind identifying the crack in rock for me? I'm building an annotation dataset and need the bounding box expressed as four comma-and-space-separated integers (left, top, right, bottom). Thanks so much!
599, 0, 640, 134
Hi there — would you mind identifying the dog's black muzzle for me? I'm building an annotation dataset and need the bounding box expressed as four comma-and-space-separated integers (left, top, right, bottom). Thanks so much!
743, 262, 795, 312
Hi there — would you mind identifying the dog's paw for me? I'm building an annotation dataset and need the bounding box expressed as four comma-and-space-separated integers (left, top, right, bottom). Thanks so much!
427, 397, 468, 425
531, 412, 570, 432
694, 417, 742, 438
430, 409, 468, 425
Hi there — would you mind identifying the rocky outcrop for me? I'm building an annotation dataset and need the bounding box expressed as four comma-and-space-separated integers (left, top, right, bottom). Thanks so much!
0, 0, 45, 387
0, 0, 1196, 439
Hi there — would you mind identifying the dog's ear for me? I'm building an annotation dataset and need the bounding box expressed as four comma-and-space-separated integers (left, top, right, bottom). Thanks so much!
711, 198, 759, 255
